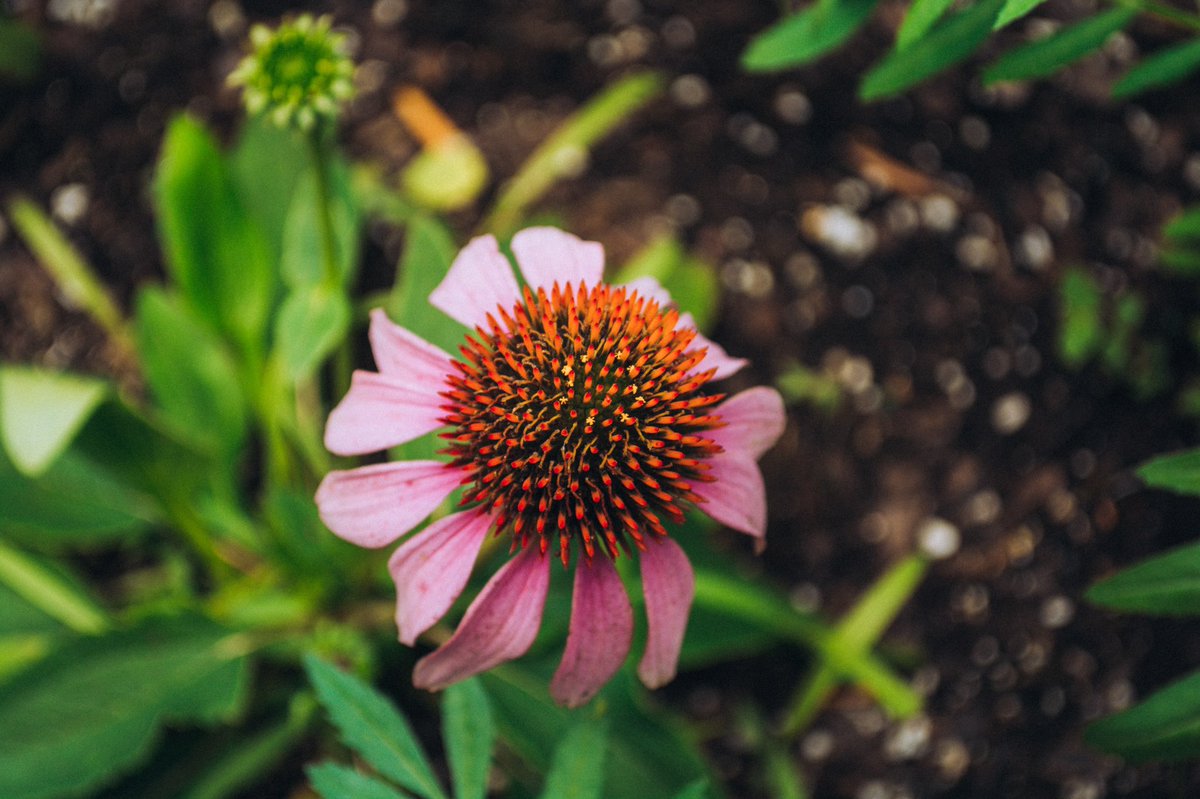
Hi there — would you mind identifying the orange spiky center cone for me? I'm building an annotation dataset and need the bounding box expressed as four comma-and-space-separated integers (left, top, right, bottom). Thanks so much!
440, 282, 724, 565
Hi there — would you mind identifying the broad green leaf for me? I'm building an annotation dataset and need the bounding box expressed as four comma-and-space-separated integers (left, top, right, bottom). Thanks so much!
0, 615, 248, 799
0, 540, 109, 634
670, 781, 712, 799
229, 115, 308, 270
443, 679, 494, 799
280, 157, 360, 288
538, 718, 609, 799
1086, 669, 1200, 761
154, 114, 273, 350
896, 0, 956, 50
0, 633, 50, 683
741, 0, 881, 71
1086, 540, 1200, 615
994, 0, 1048, 29
859, 0, 1005, 101
0, 17, 40, 82
0, 583, 59, 637
1137, 448, 1200, 496
135, 287, 247, 458
1057, 266, 1103, 368
387, 213, 467, 355
0, 365, 106, 476
983, 8, 1135, 84
274, 284, 351, 381
1114, 39, 1200, 99
308, 763, 413, 799
303, 654, 447, 799
1163, 206, 1200, 242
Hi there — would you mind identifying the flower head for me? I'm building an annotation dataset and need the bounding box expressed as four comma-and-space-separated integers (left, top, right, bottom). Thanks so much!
316, 228, 785, 707
228, 14, 355, 132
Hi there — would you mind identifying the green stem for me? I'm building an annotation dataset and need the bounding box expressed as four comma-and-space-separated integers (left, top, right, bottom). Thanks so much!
307, 132, 341, 289
1114, 0, 1200, 32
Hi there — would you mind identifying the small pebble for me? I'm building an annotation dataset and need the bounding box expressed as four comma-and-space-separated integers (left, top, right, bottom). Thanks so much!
991, 392, 1031, 435
917, 517, 961, 559
1039, 595, 1075, 629
884, 716, 932, 761
920, 194, 960, 232
51, 183, 89, 226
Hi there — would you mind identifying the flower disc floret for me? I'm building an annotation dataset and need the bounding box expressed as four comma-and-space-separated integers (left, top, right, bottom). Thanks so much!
441, 281, 724, 565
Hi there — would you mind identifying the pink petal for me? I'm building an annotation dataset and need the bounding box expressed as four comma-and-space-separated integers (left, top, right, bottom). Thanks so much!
368, 309, 453, 379
324, 370, 444, 456
709, 386, 787, 461
621, 276, 672, 306
511, 227, 604, 292
388, 508, 492, 645
315, 460, 462, 549
429, 234, 521, 330
550, 557, 633, 708
637, 537, 694, 689
680, 313, 748, 380
413, 546, 550, 691
693, 452, 768, 541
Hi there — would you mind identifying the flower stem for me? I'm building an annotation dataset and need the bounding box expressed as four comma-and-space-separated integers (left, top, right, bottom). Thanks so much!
307, 131, 341, 289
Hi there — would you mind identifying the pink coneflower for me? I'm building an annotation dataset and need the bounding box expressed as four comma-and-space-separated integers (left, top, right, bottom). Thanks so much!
316, 227, 785, 707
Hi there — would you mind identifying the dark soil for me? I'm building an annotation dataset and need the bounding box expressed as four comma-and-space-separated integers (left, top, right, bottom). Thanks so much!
4, 1, 1200, 797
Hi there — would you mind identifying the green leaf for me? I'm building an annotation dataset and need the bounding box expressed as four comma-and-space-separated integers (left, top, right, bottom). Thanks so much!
897, 0, 956, 49
1137, 448, 1200, 496
229, 115, 308, 271
387, 214, 467, 355
614, 235, 719, 331
994, 0, 1048, 29
443, 679, 494, 799
154, 114, 273, 350
1057, 266, 1103, 368
1160, 246, 1200, 277
538, 718, 609, 799
308, 763, 413, 799
1086, 669, 1200, 761
859, 0, 1005, 101
670, 781, 712, 799
983, 8, 1135, 84
274, 284, 351, 382
136, 287, 247, 458
0, 365, 106, 476
280, 157, 360, 288
741, 0, 881, 71
179, 710, 312, 799
0, 17, 41, 82
0, 615, 248, 799
303, 654, 447, 799
1086, 540, 1200, 615
0, 540, 110, 634
1163, 205, 1200, 242
1114, 38, 1200, 99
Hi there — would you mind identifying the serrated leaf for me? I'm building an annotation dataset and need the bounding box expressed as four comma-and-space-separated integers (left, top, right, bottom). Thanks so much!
307, 763, 413, 799
1086, 539, 1200, 615
983, 8, 1135, 84
742, 0, 881, 71
443, 679, 494, 799
896, 0, 956, 50
0, 365, 106, 476
1114, 38, 1200, 99
1137, 448, 1200, 495
136, 287, 247, 459
0, 615, 248, 799
1086, 669, 1200, 761
303, 655, 447, 799
538, 718, 609, 799
1057, 266, 1103, 368
154, 114, 273, 351
860, 0, 1005, 101
275, 285, 351, 381
994, 0, 1048, 29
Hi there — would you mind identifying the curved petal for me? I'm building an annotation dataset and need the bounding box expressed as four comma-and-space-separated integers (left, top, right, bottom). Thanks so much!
429, 234, 521, 330
550, 557, 633, 708
368, 308, 454, 379
637, 537, 694, 689
413, 546, 550, 691
680, 312, 748, 380
324, 370, 444, 456
693, 452, 767, 543
709, 386, 787, 461
621, 275, 672, 306
389, 508, 493, 645
315, 460, 463, 549
511, 227, 604, 292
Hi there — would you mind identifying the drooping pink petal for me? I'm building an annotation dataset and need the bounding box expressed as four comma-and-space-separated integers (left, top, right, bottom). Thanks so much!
324, 370, 444, 456
368, 308, 454, 379
413, 546, 550, 691
621, 276, 672, 306
429, 234, 521, 330
511, 227, 604, 292
637, 537, 694, 689
693, 452, 767, 542
550, 556, 634, 708
679, 313, 748, 380
315, 460, 463, 549
388, 508, 492, 645
709, 386, 787, 461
